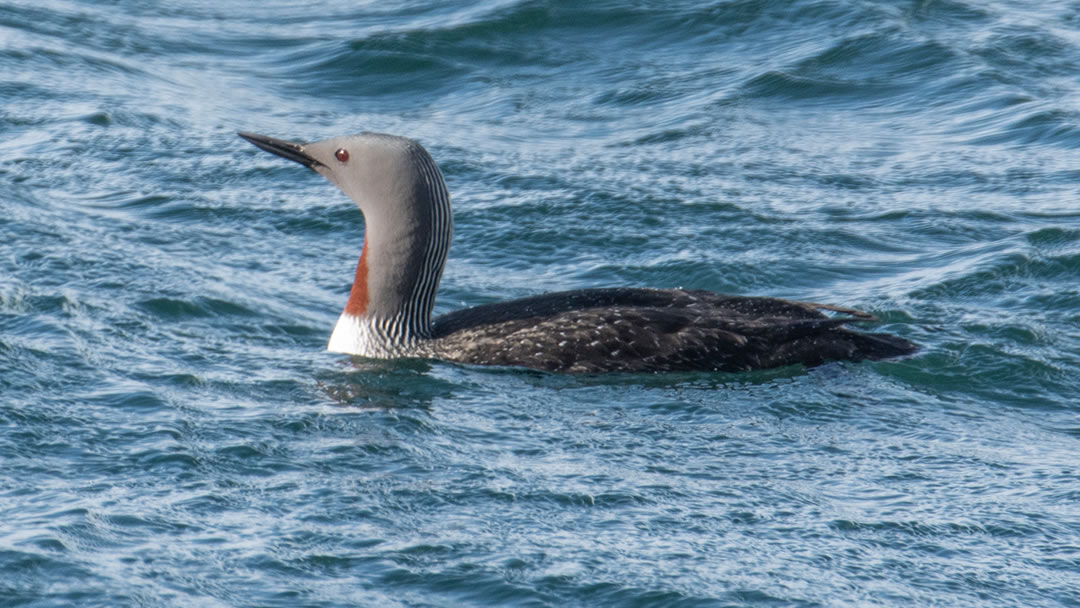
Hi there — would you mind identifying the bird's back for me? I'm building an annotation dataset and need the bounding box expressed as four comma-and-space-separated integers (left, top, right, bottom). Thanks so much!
428, 288, 917, 373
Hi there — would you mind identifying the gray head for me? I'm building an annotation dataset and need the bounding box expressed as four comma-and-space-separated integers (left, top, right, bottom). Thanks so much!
239, 131, 453, 337
239, 131, 443, 222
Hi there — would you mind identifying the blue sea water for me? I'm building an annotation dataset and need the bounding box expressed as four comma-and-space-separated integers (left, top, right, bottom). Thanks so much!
2, 0, 1080, 606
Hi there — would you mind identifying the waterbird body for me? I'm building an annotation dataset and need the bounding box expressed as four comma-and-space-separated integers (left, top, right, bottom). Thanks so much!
239, 131, 917, 373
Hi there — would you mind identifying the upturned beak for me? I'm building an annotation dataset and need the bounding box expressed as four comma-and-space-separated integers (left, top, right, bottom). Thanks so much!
238, 131, 325, 170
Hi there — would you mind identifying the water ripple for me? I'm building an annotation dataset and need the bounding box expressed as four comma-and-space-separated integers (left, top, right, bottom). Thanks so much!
2, 0, 1080, 606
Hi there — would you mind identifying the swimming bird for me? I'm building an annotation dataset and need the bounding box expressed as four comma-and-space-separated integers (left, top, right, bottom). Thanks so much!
238, 131, 917, 373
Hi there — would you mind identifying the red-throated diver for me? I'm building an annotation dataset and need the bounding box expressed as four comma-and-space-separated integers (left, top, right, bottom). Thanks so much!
238, 131, 917, 373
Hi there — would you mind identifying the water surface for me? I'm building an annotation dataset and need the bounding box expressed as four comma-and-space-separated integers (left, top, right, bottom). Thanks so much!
2, 1, 1079, 606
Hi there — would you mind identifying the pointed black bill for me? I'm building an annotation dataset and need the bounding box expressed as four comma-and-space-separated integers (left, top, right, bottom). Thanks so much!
238, 131, 325, 169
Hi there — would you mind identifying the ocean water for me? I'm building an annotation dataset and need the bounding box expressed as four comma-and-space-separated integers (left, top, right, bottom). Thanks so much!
2, 0, 1079, 605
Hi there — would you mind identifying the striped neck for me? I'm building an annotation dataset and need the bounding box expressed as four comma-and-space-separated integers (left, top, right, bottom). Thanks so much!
326, 142, 452, 358
327, 311, 425, 358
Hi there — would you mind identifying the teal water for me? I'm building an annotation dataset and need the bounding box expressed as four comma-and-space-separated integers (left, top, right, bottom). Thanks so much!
2, 1, 1079, 606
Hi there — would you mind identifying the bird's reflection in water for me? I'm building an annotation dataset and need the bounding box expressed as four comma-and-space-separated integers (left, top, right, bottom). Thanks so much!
315, 357, 456, 410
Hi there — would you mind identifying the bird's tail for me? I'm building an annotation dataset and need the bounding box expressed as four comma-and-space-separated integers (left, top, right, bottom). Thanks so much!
761, 325, 918, 369
842, 330, 919, 361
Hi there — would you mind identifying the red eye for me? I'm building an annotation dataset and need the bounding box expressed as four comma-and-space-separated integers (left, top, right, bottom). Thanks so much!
335, 148, 349, 163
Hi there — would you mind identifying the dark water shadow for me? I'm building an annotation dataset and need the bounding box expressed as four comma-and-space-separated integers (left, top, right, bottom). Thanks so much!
314, 357, 456, 410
